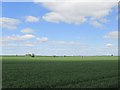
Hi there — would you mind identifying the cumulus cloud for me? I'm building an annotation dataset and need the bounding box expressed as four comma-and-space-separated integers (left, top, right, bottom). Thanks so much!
42, 12, 86, 24
22, 34, 35, 39
1, 41, 35, 47
40, 1, 117, 25
0, 42, 16, 47
1, 34, 35, 41
49, 40, 80, 45
90, 20, 103, 27
0, 17, 20, 30
21, 28, 34, 33
106, 43, 113, 48
36, 37, 48, 42
25, 16, 40, 22
104, 31, 119, 39
23, 41, 35, 46
89, 18, 109, 27
0, 35, 49, 47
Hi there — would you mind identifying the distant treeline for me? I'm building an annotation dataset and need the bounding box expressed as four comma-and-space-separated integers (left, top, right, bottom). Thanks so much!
0, 53, 118, 57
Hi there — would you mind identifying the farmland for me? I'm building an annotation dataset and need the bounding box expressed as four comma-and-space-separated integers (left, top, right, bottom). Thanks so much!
2, 56, 118, 88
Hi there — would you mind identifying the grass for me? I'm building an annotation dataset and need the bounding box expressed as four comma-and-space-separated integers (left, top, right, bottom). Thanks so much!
2, 56, 118, 88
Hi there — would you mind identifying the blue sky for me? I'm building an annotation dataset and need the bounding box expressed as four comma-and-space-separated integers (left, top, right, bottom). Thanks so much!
0, 1, 118, 56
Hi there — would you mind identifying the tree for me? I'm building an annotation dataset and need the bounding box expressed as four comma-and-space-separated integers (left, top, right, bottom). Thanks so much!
31, 53, 35, 57
53, 55, 56, 57
26, 54, 31, 56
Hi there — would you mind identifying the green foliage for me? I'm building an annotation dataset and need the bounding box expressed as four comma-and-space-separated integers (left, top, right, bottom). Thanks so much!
2, 56, 118, 88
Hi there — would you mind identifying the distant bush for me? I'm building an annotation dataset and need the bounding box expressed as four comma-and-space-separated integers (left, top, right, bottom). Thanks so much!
26, 54, 31, 56
31, 53, 35, 57
25, 54, 35, 57
111, 54, 113, 56
53, 55, 56, 57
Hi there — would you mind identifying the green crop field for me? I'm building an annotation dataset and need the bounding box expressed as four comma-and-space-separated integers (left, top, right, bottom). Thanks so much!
2, 56, 118, 88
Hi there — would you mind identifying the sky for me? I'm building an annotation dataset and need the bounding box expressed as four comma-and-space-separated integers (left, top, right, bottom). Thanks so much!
0, 1, 119, 56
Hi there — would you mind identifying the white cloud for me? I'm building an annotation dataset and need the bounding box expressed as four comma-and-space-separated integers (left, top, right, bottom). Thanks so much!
23, 41, 35, 46
42, 12, 86, 24
1, 34, 35, 41
36, 37, 48, 42
0, 36, 48, 47
91, 20, 103, 27
21, 28, 34, 33
0, 42, 16, 47
89, 18, 108, 27
69, 41, 81, 45
1, 41, 35, 47
40, 1, 117, 25
99, 18, 108, 23
22, 34, 35, 39
49, 40, 81, 45
104, 31, 119, 39
0, 17, 20, 30
106, 43, 113, 48
25, 16, 40, 22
